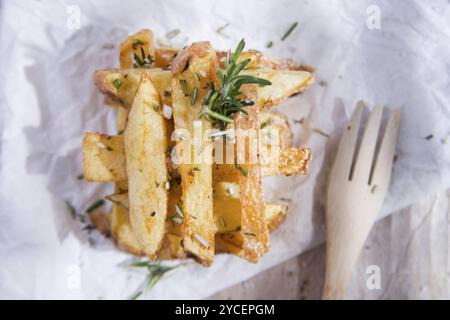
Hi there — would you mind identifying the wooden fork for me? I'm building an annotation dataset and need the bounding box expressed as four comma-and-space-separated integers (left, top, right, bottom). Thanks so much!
322, 102, 401, 300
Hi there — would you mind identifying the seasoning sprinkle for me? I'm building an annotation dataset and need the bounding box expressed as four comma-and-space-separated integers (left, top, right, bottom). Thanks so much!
217, 23, 230, 38
179, 79, 189, 97
165, 29, 181, 39
266, 41, 273, 48
96, 142, 106, 149
260, 121, 269, 129
65, 201, 76, 219
312, 128, 330, 138
371, 185, 378, 194
281, 22, 298, 41
190, 88, 198, 106
193, 167, 201, 172
425, 134, 434, 140
194, 233, 209, 248
113, 78, 122, 89
85, 199, 105, 214
244, 232, 256, 237
175, 203, 184, 218
238, 166, 248, 177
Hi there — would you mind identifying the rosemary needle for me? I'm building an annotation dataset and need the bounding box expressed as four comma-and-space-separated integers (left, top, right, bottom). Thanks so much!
281, 22, 298, 41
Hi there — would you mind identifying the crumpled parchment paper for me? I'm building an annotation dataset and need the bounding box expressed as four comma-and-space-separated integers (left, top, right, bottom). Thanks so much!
0, 0, 449, 299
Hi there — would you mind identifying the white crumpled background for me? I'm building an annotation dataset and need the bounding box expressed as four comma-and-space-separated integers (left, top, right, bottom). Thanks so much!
0, 0, 449, 299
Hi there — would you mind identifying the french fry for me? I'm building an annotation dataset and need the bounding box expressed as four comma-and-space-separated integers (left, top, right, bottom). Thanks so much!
153, 47, 315, 72
83, 136, 310, 182
82, 132, 125, 182
105, 181, 287, 236
93, 67, 312, 111
241, 68, 314, 108
170, 42, 218, 266
234, 85, 269, 262
124, 73, 169, 258
93, 68, 172, 109
85, 29, 314, 265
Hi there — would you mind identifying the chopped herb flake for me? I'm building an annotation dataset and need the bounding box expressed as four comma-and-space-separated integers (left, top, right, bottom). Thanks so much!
179, 79, 189, 97
238, 166, 248, 177
65, 201, 76, 218
165, 29, 181, 39
190, 88, 198, 106
282, 22, 298, 41
113, 78, 122, 89
85, 199, 105, 214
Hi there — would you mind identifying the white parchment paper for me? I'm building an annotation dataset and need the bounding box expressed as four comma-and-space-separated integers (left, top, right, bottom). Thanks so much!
0, 0, 449, 299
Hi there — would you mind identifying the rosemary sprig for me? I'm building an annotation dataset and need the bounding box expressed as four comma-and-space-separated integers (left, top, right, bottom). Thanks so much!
200, 39, 271, 127
130, 261, 179, 299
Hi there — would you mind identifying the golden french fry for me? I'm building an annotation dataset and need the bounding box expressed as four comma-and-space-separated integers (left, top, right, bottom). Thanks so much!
170, 42, 217, 266
82, 132, 125, 182
124, 73, 169, 258
233, 84, 269, 262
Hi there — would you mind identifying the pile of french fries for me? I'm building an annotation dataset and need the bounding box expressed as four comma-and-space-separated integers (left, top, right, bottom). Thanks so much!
83, 29, 314, 266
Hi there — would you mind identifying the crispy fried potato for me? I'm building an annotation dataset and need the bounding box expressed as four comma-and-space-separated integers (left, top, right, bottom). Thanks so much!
93, 68, 172, 108
105, 181, 288, 259
105, 182, 287, 233
155, 47, 178, 69
262, 147, 311, 176
82, 133, 125, 182
94, 67, 312, 111
259, 111, 293, 148
170, 42, 217, 266
216, 49, 315, 73
124, 73, 169, 258
234, 85, 269, 262
82, 114, 311, 183
83, 136, 310, 183
155, 48, 315, 72
241, 68, 314, 108
87, 29, 314, 264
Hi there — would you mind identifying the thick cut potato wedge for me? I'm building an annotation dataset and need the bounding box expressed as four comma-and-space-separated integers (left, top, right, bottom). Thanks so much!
233, 85, 269, 262
83, 136, 310, 182
82, 110, 310, 183
241, 69, 314, 108
105, 183, 287, 233
105, 181, 288, 260
82, 133, 125, 182
93, 68, 172, 109
170, 42, 218, 266
155, 47, 315, 72
93, 67, 313, 111
124, 73, 169, 258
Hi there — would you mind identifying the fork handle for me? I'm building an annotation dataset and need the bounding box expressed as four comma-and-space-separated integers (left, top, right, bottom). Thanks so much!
322, 214, 373, 300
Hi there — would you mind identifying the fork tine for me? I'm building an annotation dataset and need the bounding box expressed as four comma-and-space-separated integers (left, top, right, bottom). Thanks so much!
352, 106, 383, 182
370, 108, 401, 189
331, 101, 364, 181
